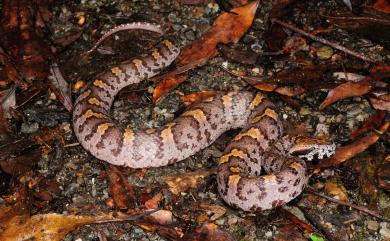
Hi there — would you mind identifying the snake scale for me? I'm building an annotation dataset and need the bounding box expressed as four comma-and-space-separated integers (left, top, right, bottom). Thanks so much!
73, 23, 335, 211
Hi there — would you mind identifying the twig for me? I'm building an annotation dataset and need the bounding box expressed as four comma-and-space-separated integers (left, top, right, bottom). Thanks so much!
151, 56, 209, 83
93, 209, 161, 224
307, 187, 390, 222
271, 18, 376, 63
320, 14, 390, 25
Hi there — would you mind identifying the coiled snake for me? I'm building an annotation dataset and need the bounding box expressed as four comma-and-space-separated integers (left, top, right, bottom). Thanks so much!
73, 23, 335, 211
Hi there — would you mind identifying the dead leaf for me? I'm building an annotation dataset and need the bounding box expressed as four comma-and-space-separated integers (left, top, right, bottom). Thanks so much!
147, 210, 173, 225
153, 1, 258, 101
108, 166, 136, 209
378, 154, 390, 192
180, 90, 226, 106
369, 96, 390, 111
332, 72, 366, 82
199, 203, 226, 221
218, 44, 258, 64
254, 83, 278, 92
48, 63, 73, 112
165, 169, 216, 195
274, 223, 306, 241
0, 212, 96, 241
372, 0, 390, 14
0, 206, 158, 241
280, 208, 314, 233
182, 223, 235, 241
274, 85, 306, 96
324, 181, 349, 202
53, 31, 83, 48
176, 1, 259, 66
153, 74, 188, 103
317, 121, 389, 168
0, 0, 52, 82
350, 111, 386, 139
319, 81, 372, 109
144, 192, 164, 209
0, 147, 41, 176
138, 223, 184, 240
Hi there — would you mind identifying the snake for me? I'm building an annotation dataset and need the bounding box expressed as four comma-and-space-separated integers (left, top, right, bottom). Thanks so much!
73, 22, 335, 211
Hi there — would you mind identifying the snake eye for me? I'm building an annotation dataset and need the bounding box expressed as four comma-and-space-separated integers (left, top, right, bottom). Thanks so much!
289, 136, 336, 161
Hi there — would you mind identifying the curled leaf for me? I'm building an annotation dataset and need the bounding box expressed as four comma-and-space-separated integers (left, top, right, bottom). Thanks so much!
320, 81, 371, 109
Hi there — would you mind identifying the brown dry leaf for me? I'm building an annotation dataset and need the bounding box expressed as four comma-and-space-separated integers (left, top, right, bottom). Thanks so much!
218, 44, 258, 64
176, 0, 259, 65
0, 212, 96, 241
372, 0, 390, 14
319, 81, 372, 109
180, 90, 226, 106
254, 83, 278, 92
0, 0, 52, 82
350, 110, 386, 139
147, 210, 173, 225
378, 154, 390, 192
275, 223, 306, 241
138, 223, 184, 240
281, 208, 314, 233
144, 192, 164, 209
165, 168, 216, 195
182, 223, 235, 241
48, 63, 73, 112
152, 74, 188, 103
0, 147, 41, 176
108, 166, 136, 209
199, 203, 226, 221
324, 181, 349, 202
274, 85, 306, 96
153, 1, 258, 102
369, 96, 390, 111
318, 121, 389, 168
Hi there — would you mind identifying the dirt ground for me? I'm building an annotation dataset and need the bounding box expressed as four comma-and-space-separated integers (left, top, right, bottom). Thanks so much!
1, 0, 389, 240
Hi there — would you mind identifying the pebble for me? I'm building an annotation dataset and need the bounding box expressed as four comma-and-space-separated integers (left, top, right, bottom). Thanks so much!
299, 107, 311, 116
367, 220, 379, 231
21, 122, 39, 134
316, 123, 329, 135
380, 222, 390, 238
316, 46, 333, 60
184, 30, 196, 41
318, 115, 326, 123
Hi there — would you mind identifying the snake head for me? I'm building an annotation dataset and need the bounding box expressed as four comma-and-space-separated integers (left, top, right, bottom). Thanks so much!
289, 136, 336, 161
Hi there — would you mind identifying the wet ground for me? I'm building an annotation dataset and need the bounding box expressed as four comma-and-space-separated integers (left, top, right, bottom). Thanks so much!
8, 0, 390, 240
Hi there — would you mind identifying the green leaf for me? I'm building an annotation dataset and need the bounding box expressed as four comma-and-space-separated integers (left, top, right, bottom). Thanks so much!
309, 233, 325, 241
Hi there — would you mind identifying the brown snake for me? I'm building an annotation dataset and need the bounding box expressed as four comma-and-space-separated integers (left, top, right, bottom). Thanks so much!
73, 23, 335, 211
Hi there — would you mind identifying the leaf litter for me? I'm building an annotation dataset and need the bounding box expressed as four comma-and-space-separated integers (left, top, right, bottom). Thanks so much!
0, 0, 389, 240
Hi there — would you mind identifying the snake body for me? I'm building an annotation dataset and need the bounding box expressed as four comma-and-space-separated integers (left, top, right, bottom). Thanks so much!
73, 23, 334, 211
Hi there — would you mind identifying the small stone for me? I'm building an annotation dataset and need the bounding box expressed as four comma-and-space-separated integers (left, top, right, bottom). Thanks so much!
316, 46, 333, 60
380, 222, 390, 238
318, 115, 326, 123
184, 30, 196, 41
367, 220, 379, 231
215, 217, 226, 225
227, 215, 238, 225
265, 231, 273, 238
299, 107, 310, 116
21, 122, 39, 134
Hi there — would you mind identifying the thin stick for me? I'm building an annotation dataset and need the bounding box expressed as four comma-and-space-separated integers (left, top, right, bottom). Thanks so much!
271, 18, 376, 63
307, 187, 390, 221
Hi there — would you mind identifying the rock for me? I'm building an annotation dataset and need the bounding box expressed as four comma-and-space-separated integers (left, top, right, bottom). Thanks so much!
367, 220, 379, 231
380, 222, 390, 238
316, 46, 333, 60
21, 122, 39, 134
